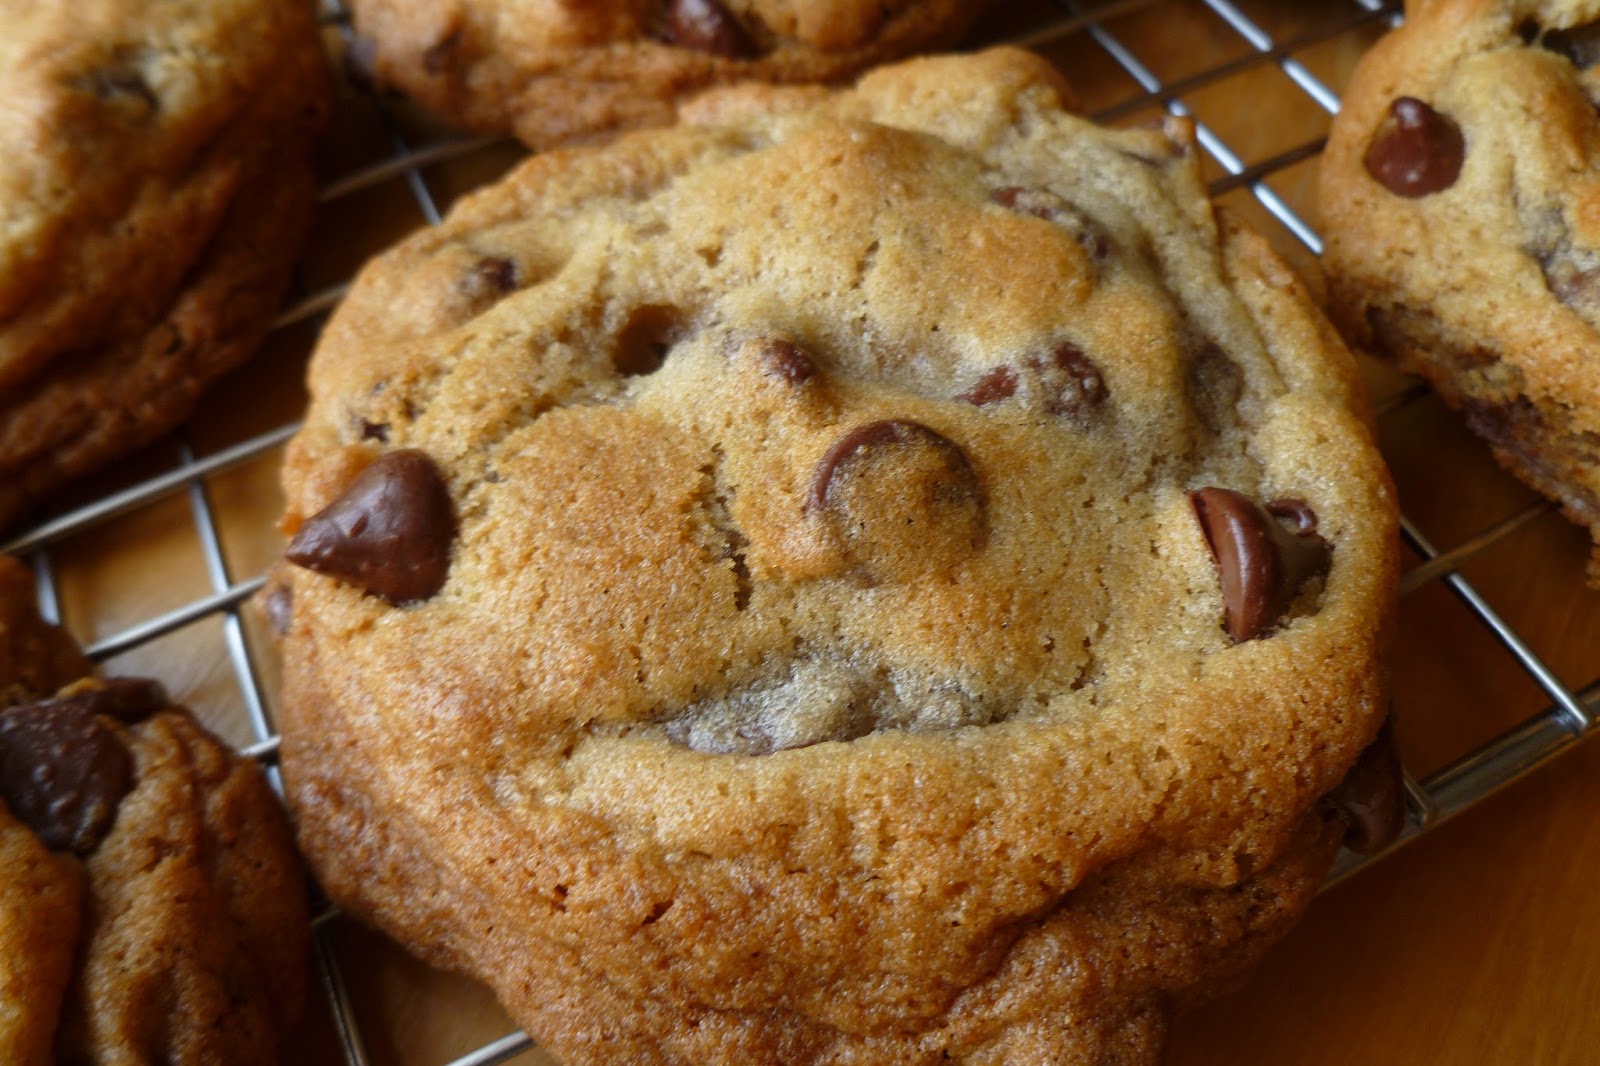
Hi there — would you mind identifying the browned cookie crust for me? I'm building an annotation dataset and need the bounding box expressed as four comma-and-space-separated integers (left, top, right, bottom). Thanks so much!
0, 558, 310, 1065
275, 48, 1399, 1064
1321, 0, 1600, 580
0, 0, 331, 530
345, 0, 988, 148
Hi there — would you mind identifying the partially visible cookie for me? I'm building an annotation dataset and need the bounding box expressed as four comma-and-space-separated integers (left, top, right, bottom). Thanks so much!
345, 0, 988, 148
276, 48, 1399, 1063
1321, 0, 1600, 579
0, 0, 331, 529
0, 558, 310, 1064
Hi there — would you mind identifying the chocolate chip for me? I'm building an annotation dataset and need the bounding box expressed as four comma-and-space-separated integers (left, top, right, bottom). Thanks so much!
990, 188, 1112, 261
458, 256, 521, 315
811, 420, 985, 580
756, 338, 815, 384
1187, 343, 1244, 436
662, 0, 755, 58
1541, 22, 1600, 68
1031, 342, 1107, 416
958, 365, 1019, 406
1364, 97, 1464, 198
992, 186, 1069, 220
469, 256, 519, 295
1324, 716, 1403, 855
0, 699, 133, 855
46, 679, 168, 724
1542, 255, 1600, 311
1190, 487, 1330, 643
285, 450, 456, 605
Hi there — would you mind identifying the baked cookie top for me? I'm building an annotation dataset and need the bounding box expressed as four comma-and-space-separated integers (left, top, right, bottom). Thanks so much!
0, 558, 309, 1066
346, 0, 987, 147
277, 47, 1398, 1062
0, 0, 329, 528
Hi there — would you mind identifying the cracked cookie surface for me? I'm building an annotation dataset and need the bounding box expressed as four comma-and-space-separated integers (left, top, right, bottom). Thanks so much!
275, 47, 1399, 1064
0, 558, 309, 1065
344, 0, 987, 149
1321, 0, 1600, 581
0, 0, 330, 529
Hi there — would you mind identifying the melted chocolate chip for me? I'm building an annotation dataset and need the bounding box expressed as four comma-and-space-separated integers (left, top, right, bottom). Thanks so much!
990, 187, 1112, 261
958, 365, 1019, 406
812, 420, 985, 580
1364, 97, 1464, 198
1031, 342, 1107, 416
662, 0, 755, 58
0, 699, 133, 854
285, 450, 456, 605
1325, 717, 1404, 855
1541, 22, 1600, 68
756, 338, 815, 384
1190, 487, 1330, 643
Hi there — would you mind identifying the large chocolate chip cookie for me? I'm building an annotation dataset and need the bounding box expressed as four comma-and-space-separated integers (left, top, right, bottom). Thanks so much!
274, 47, 1400, 1064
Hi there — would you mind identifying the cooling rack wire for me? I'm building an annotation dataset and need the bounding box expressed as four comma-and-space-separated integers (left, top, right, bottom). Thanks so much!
7, 0, 1598, 1062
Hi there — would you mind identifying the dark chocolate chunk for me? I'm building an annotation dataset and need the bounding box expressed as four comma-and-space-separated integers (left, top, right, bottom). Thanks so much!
285, 450, 456, 605
756, 338, 815, 385
662, 0, 755, 58
1190, 487, 1330, 642
1363, 97, 1464, 198
1325, 716, 1404, 855
811, 420, 984, 580
958, 365, 1019, 406
0, 699, 133, 854
1031, 341, 1107, 416
1541, 22, 1600, 68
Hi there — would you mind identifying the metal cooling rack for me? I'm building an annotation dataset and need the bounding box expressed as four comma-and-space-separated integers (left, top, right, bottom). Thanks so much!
6, 0, 1598, 1062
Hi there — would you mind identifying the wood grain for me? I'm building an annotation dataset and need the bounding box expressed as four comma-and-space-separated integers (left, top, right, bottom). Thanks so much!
19, 2, 1600, 1062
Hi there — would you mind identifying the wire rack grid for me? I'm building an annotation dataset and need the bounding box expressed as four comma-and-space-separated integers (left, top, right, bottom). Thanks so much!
6, 0, 1598, 1063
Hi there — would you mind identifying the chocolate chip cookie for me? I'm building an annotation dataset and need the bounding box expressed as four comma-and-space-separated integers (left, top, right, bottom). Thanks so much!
0, 0, 331, 530
1321, 0, 1600, 580
344, 0, 987, 148
0, 557, 310, 1064
274, 47, 1400, 1064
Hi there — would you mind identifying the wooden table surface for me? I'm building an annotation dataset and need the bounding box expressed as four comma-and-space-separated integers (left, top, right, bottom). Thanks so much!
18, 1, 1600, 1062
